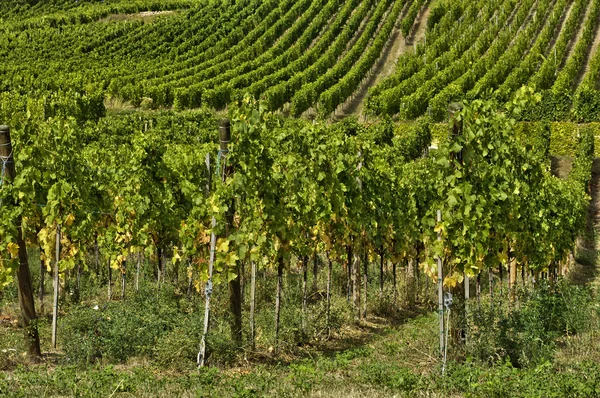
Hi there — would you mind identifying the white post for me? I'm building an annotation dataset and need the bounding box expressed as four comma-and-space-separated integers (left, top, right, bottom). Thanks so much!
52, 224, 61, 349
436, 210, 444, 358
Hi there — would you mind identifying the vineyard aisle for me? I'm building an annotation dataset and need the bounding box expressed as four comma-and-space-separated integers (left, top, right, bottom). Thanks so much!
571, 158, 600, 289
339, 6, 431, 118
565, 0, 595, 64
579, 5, 600, 82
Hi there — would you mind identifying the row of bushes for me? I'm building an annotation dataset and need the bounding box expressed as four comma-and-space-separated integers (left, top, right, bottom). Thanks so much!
520, 89, 600, 123
430, 120, 600, 158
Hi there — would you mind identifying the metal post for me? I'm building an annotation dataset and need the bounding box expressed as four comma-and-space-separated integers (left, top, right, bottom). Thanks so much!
199, 151, 215, 368
437, 210, 444, 358
52, 225, 60, 349
199, 119, 232, 367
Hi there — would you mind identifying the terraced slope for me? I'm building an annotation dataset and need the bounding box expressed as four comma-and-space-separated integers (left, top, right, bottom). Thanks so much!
0, 0, 422, 116
2, 0, 599, 121
367, 0, 600, 122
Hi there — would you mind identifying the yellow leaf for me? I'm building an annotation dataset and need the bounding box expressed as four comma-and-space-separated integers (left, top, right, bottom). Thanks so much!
444, 272, 464, 288
64, 213, 75, 227
226, 252, 239, 267
497, 251, 508, 264
172, 246, 182, 261
217, 239, 229, 253
7, 243, 19, 258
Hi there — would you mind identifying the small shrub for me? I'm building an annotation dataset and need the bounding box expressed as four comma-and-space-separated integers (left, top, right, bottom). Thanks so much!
153, 324, 199, 370
61, 285, 182, 365
358, 361, 418, 391
466, 281, 593, 368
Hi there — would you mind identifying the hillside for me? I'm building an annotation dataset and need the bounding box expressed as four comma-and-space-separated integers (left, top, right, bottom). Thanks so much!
1, 1, 600, 397
1, 0, 599, 120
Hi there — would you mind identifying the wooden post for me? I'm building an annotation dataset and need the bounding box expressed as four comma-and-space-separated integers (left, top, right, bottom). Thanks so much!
156, 245, 162, 286
301, 256, 308, 333
76, 260, 81, 299
499, 263, 503, 296
476, 272, 481, 309
275, 255, 284, 354
352, 247, 361, 322
415, 245, 421, 303
312, 251, 318, 293
0, 126, 42, 359
52, 224, 60, 349
362, 250, 368, 319
346, 245, 352, 302
121, 261, 126, 300
379, 246, 384, 296
508, 249, 517, 301
436, 210, 444, 358
136, 252, 141, 292
326, 253, 333, 328
392, 261, 398, 302
199, 119, 240, 366
250, 260, 256, 350
220, 119, 242, 346
39, 246, 45, 313
489, 267, 494, 301
94, 238, 99, 276
107, 258, 112, 300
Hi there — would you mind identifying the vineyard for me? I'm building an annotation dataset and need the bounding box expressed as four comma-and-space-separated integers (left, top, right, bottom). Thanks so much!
1, 0, 600, 119
2, 0, 600, 397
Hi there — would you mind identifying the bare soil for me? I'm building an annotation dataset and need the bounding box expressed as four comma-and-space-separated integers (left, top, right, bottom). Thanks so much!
573, 158, 600, 289
563, 0, 594, 67
550, 155, 573, 178
547, 1, 575, 52
100, 10, 176, 23
576, 9, 600, 87
551, 156, 599, 289
335, 6, 430, 119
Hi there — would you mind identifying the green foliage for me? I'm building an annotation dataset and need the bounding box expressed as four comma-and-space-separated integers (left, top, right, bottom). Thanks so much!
427, 1, 451, 30
400, 0, 424, 37
317, 0, 406, 117
467, 281, 593, 368
430, 122, 448, 145
513, 121, 551, 161
573, 86, 600, 123
519, 90, 573, 122
550, 122, 579, 157
393, 118, 432, 160
290, 0, 393, 116
439, 360, 600, 397
552, 0, 600, 94
359, 361, 419, 391
570, 126, 595, 189
61, 285, 184, 364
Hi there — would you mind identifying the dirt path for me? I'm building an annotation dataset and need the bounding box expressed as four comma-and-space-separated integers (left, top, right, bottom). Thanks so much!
563, 0, 594, 67
570, 158, 600, 288
576, 9, 600, 87
547, 0, 575, 53
101, 10, 176, 22
334, 6, 430, 119
550, 155, 599, 287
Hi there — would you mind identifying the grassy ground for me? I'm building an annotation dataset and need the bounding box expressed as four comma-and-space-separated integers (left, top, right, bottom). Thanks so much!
1, 307, 600, 397
2, 156, 600, 396
2, 278, 600, 398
